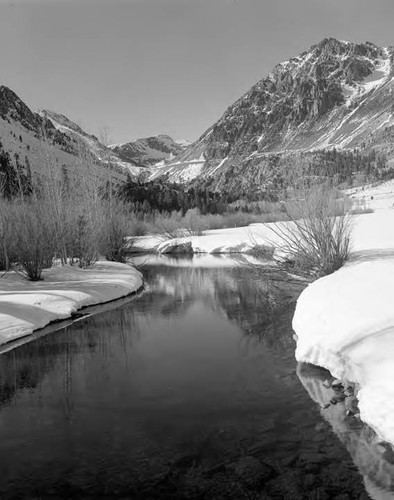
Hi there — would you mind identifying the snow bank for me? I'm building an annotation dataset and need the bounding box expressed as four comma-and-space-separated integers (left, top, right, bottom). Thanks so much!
132, 223, 284, 255
130, 253, 272, 269
293, 204, 394, 445
0, 261, 142, 345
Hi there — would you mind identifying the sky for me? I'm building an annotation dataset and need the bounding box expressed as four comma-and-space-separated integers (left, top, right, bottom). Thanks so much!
1, 0, 394, 144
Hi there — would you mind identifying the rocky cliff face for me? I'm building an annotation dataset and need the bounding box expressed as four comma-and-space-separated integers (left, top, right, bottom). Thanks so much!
0, 86, 43, 132
110, 135, 188, 167
159, 38, 394, 186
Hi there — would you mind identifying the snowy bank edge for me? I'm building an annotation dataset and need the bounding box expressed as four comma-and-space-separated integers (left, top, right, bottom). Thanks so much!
0, 261, 143, 347
130, 223, 286, 256
292, 260, 394, 446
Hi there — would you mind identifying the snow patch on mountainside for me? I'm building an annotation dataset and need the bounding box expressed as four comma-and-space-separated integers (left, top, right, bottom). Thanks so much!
175, 139, 192, 147
209, 157, 228, 175
149, 152, 206, 182
344, 47, 391, 108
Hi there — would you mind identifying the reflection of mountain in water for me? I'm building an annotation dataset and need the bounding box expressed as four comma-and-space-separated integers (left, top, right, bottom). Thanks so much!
298, 363, 394, 499
137, 258, 305, 350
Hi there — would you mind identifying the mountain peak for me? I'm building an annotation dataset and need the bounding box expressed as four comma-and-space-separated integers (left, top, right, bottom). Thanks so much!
38, 109, 89, 137
0, 85, 42, 132
0, 85, 17, 98
110, 134, 189, 167
314, 36, 344, 48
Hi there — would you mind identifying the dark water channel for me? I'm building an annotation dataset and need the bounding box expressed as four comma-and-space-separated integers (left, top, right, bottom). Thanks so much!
0, 255, 392, 499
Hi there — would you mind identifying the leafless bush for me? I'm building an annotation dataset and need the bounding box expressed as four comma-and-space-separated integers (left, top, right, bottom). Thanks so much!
245, 244, 275, 260
146, 207, 286, 239
268, 186, 352, 276
8, 199, 56, 280
66, 209, 101, 268
0, 198, 15, 272
153, 212, 184, 239
99, 200, 137, 263
149, 209, 205, 239
129, 218, 146, 237
181, 208, 207, 236
0, 125, 150, 277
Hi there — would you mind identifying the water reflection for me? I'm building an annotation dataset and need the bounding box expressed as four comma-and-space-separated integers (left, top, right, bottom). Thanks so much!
298, 363, 394, 499
0, 255, 377, 498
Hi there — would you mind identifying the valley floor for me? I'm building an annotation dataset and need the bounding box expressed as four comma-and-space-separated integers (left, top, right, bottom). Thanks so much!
0, 261, 143, 346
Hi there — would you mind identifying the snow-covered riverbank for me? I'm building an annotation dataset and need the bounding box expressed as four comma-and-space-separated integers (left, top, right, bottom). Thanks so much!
131, 223, 283, 254
0, 261, 143, 345
293, 180, 394, 445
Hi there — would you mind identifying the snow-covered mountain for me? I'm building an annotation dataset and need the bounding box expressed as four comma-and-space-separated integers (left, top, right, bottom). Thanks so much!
4, 38, 394, 191
38, 109, 143, 176
157, 38, 394, 185
0, 86, 143, 183
109, 134, 190, 167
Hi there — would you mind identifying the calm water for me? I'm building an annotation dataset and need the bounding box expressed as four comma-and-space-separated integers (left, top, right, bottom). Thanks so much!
0, 255, 391, 499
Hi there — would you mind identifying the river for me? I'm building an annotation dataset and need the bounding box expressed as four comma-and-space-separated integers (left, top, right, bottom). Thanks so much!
0, 255, 391, 499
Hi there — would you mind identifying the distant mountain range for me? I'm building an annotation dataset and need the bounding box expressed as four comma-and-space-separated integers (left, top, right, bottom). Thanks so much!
109, 135, 190, 167
2, 38, 394, 191
0, 87, 189, 184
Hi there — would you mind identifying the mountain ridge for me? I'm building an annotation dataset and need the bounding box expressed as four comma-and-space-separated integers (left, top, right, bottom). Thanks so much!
2, 37, 394, 192
156, 38, 394, 186
0, 88, 185, 184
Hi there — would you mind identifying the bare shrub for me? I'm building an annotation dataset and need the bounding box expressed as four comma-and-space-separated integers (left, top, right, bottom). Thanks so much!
245, 244, 275, 260
0, 125, 149, 277
66, 209, 100, 268
153, 211, 184, 239
11, 200, 56, 280
99, 201, 135, 263
181, 208, 207, 236
0, 198, 14, 271
37, 124, 114, 268
146, 206, 287, 239
36, 172, 101, 269
129, 218, 146, 237
0, 197, 56, 280
268, 186, 352, 277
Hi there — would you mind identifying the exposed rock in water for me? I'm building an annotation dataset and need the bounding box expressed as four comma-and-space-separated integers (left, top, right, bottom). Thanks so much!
159, 240, 194, 254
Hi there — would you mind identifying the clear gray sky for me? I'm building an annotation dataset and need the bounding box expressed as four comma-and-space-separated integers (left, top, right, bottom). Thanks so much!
1, 0, 394, 143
